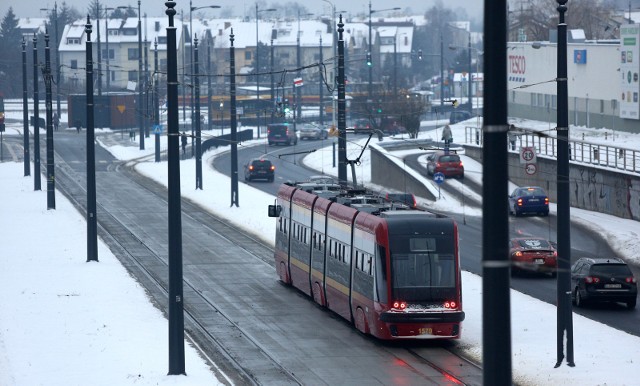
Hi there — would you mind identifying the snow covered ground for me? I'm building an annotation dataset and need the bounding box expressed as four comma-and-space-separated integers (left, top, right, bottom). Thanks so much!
1, 117, 639, 385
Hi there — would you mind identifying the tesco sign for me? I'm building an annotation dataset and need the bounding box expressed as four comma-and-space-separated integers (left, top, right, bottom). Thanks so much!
508, 55, 526, 74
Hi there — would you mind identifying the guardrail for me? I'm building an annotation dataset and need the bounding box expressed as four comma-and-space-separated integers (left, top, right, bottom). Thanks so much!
464, 126, 640, 173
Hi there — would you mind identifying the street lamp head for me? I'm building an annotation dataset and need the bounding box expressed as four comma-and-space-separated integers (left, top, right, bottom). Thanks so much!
191, 5, 221, 12
371, 6, 401, 15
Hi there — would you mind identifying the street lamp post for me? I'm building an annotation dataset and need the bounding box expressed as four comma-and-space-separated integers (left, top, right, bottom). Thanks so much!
255, 5, 276, 139
296, 12, 313, 124
137, 0, 144, 150
555, 0, 575, 368
190, 3, 220, 153
96, 3, 102, 96
321, 0, 337, 126
368, 2, 400, 101
104, 6, 128, 92
450, 38, 481, 115
40, 4, 61, 119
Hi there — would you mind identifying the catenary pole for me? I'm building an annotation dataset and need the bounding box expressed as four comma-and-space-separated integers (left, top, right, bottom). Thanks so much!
555, 0, 575, 368
165, 0, 186, 374
85, 17, 98, 261
482, 0, 512, 384
33, 33, 42, 191
22, 38, 30, 177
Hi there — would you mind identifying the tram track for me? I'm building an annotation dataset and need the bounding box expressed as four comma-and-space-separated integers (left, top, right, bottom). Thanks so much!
50, 138, 483, 385
54, 154, 302, 385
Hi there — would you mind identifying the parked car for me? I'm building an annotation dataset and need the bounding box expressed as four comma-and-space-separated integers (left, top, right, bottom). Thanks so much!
244, 158, 275, 182
352, 119, 372, 134
509, 237, 558, 277
508, 186, 549, 216
298, 124, 328, 140
267, 123, 297, 146
384, 123, 408, 136
380, 192, 417, 209
449, 110, 472, 124
571, 257, 637, 309
426, 151, 464, 178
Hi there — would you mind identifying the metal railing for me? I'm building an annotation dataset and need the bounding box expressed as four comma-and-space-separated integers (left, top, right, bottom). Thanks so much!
464, 126, 640, 173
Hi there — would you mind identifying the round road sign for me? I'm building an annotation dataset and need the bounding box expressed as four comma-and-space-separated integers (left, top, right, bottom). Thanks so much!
434, 172, 445, 184
525, 163, 537, 175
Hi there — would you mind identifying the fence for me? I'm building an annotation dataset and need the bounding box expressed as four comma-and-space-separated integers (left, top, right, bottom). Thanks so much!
464, 126, 640, 173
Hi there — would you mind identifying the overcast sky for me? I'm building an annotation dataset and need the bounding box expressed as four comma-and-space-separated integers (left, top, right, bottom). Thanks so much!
2, 0, 483, 22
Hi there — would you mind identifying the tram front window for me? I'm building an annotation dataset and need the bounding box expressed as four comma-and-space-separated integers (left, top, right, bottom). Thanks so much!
390, 236, 456, 302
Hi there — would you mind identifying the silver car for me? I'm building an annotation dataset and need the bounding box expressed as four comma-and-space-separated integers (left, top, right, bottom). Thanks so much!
299, 124, 328, 140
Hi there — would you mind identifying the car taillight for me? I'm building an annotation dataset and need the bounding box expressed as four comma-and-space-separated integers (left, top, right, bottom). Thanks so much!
585, 276, 600, 284
552, 251, 558, 257
270, 165, 275, 171
517, 198, 523, 206
514, 251, 523, 257
625, 277, 637, 284
392, 301, 407, 310
248, 165, 254, 171
545, 198, 549, 205
444, 301, 457, 309
436, 162, 442, 168
459, 161, 464, 167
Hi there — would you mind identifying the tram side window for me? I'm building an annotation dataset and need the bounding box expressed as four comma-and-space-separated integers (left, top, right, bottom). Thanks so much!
365, 254, 373, 276
375, 245, 388, 303
278, 217, 283, 233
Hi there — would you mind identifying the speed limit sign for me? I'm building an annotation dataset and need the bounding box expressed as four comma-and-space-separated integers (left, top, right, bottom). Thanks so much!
525, 163, 537, 175
520, 146, 536, 164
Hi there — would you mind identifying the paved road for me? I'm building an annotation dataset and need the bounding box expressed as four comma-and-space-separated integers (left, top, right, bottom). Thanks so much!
43, 131, 484, 385
213, 136, 640, 337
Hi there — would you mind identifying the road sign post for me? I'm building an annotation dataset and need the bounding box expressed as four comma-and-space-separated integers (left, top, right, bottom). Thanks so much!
434, 171, 445, 199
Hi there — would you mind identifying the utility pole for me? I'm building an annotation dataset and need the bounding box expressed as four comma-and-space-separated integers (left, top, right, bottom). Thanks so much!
482, 1, 512, 385
137, 0, 144, 150
154, 39, 160, 163
230, 29, 239, 207
33, 33, 42, 191
194, 36, 202, 190
85, 17, 98, 261
44, 30, 56, 210
164, 1, 186, 374
22, 38, 30, 177
337, 16, 347, 184
555, 0, 575, 369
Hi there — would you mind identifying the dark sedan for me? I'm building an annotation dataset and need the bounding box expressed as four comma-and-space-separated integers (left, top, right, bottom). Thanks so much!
244, 158, 275, 182
508, 186, 549, 216
571, 257, 637, 309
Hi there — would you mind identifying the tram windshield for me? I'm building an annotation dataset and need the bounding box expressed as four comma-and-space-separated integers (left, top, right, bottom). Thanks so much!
389, 235, 457, 302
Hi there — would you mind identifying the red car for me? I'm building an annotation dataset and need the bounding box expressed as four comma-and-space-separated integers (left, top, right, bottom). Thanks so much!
426, 151, 464, 178
509, 237, 558, 277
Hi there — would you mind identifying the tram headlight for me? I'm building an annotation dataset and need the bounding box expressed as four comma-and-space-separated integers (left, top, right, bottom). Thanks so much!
392, 301, 407, 310
444, 301, 457, 309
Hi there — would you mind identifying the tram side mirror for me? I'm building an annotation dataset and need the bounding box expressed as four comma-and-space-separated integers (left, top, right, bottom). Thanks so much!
268, 204, 282, 217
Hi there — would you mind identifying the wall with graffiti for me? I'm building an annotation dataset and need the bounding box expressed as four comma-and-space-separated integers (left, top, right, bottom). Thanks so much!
466, 146, 640, 220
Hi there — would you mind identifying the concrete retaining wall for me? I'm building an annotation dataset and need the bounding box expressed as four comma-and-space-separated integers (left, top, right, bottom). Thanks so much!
370, 146, 436, 201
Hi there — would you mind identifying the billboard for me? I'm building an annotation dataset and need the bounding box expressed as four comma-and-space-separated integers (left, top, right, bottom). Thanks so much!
620, 24, 640, 120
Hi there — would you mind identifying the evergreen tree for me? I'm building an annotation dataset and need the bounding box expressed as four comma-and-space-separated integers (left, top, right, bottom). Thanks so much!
0, 7, 23, 96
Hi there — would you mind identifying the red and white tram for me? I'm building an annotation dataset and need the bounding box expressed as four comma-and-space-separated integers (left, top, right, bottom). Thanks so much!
269, 183, 465, 340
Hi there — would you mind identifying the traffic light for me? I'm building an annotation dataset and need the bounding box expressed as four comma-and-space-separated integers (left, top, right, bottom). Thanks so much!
417, 49, 423, 60
376, 106, 382, 114
283, 99, 291, 115
366, 52, 372, 67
